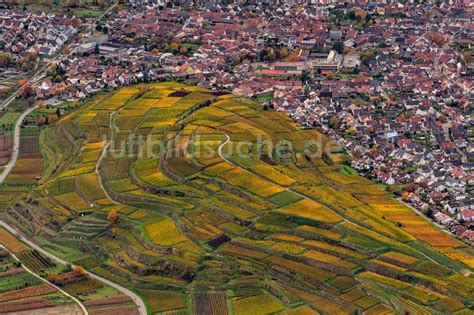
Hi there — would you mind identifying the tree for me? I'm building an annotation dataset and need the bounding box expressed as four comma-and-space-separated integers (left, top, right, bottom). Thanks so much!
151, 48, 160, 55
278, 47, 289, 58
37, 116, 47, 126
171, 36, 180, 45
285, 53, 300, 62
0, 86, 10, 95
94, 43, 100, 55
432, 33, 447, 46
332, 41, 345, 54
325, 72, 335, 80
73, 266, 85, 274
48, 114, 59, 123
66, 0, 79, 7
22, 85, 33, 98
0, 52, 13, 67
329, 116, 340, 128
72, 18, 82, 28
47, 64, 57, 77
461, 51, 472, 64
355, 9, 367, 24
347, 10, 356, 20
300, 70, 309, 83
179, 45, 188, 55
170, 42, 179, 51
107, 209, 118, 223
402, 191, 410, 201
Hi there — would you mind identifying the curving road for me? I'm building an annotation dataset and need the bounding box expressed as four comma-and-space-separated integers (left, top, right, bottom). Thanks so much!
0, 105, 38, 183
0, 220, 147, 315
0, 245, 89, 315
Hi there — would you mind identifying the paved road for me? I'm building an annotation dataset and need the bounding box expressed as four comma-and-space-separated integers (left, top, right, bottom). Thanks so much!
0, 220, 147, 315
0, 105, 38, 183
0, 245, 88, 315
95, 111, 118, 204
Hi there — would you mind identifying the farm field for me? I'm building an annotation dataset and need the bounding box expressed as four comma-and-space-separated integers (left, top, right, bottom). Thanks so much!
0, 230, 79, 314
0, 227, 138, 314
0, 83, 472, 314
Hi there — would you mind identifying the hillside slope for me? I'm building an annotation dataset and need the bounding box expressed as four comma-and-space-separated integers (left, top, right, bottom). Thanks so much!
2, 83, 473, 314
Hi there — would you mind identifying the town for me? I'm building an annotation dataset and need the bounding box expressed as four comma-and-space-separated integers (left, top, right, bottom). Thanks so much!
0, 0, 473, 243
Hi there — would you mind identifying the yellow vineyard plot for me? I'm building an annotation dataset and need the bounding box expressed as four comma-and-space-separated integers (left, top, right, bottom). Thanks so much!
154, 97, 180, 108
358, 272, 410, 290
141, 171, 176, 188
271, 233, 305, 243
444, 251, 474, 269
402, 223, 464, 248
76, 173, 108, 201
370, 259, 407, 273
296, 225, 343, 240
0, 227, 28, 253
78, 111, 97, 124
60, 165, 95, 178
125, 98, 162, 109
232, 293, 284, 315
145, 219, 188, 246
55, 192, 92, 213
271, 242, 306, 255
303, 240, 368, 259
83, 141, 106, 150
381, 251, 418, 265
211, 198, 256, 220
193, 106, 234, 119
117, 108, 149, 117
116, 86, 142, 95
303, 250, 358, 270
218, 168, 285, 197
78, 149, 102, 163
250, 164, 295, 186
278, 199, 342, 223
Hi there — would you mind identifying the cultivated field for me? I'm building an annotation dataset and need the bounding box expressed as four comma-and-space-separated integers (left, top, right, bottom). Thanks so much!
0, 83, 472, 314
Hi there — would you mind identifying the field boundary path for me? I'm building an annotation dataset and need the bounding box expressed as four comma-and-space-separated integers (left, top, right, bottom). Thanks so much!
0, 105, 38, 183
95, 111, 118, 204
0, 244, 88, 315
0, 220, 147, 315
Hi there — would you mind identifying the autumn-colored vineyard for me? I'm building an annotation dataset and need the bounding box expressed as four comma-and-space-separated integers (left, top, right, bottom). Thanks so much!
0, 83, 472, 314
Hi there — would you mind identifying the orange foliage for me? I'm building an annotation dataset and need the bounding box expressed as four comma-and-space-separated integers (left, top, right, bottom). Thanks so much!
73, 266, 85, 274
107, 210, 118, 223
